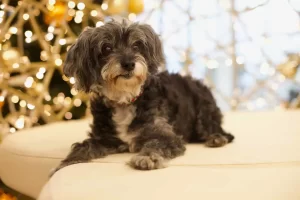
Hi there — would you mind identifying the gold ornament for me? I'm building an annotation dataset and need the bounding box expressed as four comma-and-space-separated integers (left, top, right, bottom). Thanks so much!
277, 54, 300, 79
128, 0, 144, 14
106, 0, 127, 15
44, 1, 72, 25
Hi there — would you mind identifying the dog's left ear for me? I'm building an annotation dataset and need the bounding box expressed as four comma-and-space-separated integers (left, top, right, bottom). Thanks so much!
64, 27, 96, 92
139, 24, 165, 71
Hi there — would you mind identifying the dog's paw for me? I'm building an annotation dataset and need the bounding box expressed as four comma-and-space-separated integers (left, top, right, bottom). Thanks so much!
205, 133, 228, 147
129, 152, 166, 170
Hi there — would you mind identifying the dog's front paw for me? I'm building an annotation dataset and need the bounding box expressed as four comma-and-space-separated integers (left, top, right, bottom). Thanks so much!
205, 133, 228, 147
49, 160, 83, 178
129, 152, 166, 170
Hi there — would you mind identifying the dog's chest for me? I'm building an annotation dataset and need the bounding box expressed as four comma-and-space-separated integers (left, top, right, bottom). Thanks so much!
112, 105, 136, 143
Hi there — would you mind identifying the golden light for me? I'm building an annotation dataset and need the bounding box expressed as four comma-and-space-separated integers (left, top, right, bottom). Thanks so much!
90, 10, 98, 17
64, 112, 73, 119
12, 63, 20, 69
70, 88, 78, 95
19, 100, 27, 107
15, 116, 25, 129
68, 9, 76, 16
101, 3, 108, 10
48, 0, 56, 6
45, 33, 54, 41
39, 67, 46, 73
55, 58, 63, 66
10, 127, 16, 133
25, 37, 32, 43
24, 76, 34, 88
74, 16, 82, 24
0, 96, 5, 102
76, 11, 84, 17
64, 97, 72, 106
0, 11, 4, 17
25, 30, 33, 38
69, 77, 76, 84
68, 1, 76, 9
36, 72, 44, 79
11, 95, 19, 103
59, 38, 66, 45
74, 98, 82, 107
23, 13, 29, 20
48, 26, 55, 33
128, 13, 136, 21
9, 27, 18, 34
27, 103, 35, 110
77, 2, 85, 10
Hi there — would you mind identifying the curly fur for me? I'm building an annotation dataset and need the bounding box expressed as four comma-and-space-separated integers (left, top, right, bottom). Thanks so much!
50, 20, 234, 176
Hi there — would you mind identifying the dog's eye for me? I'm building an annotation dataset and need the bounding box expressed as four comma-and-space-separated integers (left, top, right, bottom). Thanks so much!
102, 44, 113, 55
132, 45, 139, 51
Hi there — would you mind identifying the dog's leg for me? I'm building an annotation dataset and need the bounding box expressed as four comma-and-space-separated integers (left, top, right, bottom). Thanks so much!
195, 106, 234, 147
50, 138, 127, 177
128, 121, 186, 170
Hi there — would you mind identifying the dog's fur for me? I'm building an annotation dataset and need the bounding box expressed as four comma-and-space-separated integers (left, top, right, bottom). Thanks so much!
51, 20, 234, 175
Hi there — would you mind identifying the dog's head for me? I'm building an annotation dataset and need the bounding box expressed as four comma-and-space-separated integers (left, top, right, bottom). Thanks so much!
64, 20, 165, 103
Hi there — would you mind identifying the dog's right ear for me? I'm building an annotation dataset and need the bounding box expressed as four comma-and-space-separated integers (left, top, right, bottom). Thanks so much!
64, 27, 95, 92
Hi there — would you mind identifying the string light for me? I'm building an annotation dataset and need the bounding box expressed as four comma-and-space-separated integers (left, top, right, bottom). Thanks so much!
25, 37, 32, 43
69, 77, 76, 84
23, 13, 29, 20
0, 11, 4, 18
27, 103, 35, 110
128, 13, 136, 21
25, 30, 33, 38
19, 100, 27, 108
74, 98, 82, 107
68, 1, 76, 9
64, 112, 73, 119
70, 88, 78, 95
77, 2, 85, 10
11, 95, 19, 103
68, 9, 76, 16
10, 128, 16, 133
55, 58, 63, 66
9, 27, 18, 34
59, 38, 66, 45
90, 10, 98, 17
12, 63, 20, 69
15, 116, 25, 129
48, 26, 54, 33
45, 33, 54, 41
101, 3, 108, 10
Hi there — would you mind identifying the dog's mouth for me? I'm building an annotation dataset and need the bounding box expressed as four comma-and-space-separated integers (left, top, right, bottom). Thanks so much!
117, 71, 134, 79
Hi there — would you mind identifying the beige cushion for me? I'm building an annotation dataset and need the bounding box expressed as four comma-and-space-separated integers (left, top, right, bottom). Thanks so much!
0, 111, 300, 199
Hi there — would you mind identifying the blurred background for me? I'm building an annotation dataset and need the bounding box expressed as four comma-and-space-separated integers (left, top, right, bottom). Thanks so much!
0, 0, 300, 138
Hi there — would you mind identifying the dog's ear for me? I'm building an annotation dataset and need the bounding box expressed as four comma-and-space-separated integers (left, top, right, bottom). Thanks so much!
64, 27, 96, 92
139, 24, 165, 71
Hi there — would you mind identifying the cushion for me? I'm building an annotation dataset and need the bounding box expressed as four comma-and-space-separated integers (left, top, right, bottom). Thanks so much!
0, 111, 300, 199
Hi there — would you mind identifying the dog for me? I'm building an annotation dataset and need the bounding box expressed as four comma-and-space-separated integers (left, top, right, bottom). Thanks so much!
51, 20, 234, 175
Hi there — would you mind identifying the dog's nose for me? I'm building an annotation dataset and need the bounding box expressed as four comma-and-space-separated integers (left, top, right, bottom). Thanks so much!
121, 61, 135, 71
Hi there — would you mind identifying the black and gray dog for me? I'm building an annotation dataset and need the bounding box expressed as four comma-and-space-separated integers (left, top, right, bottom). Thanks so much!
52, 20, 234, 175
